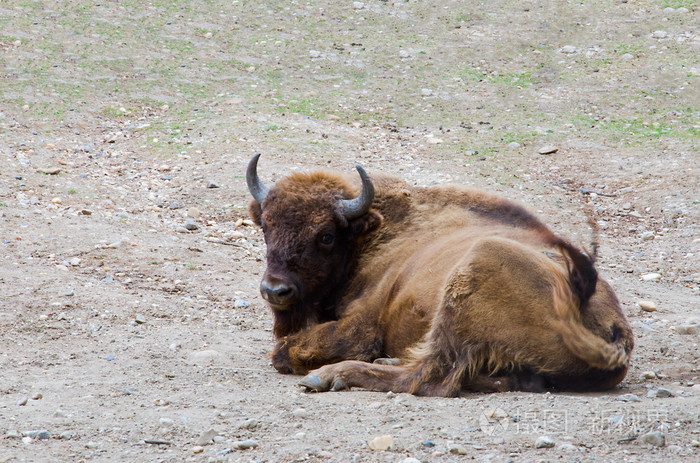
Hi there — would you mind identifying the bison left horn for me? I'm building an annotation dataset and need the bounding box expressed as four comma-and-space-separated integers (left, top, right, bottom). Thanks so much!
246, 153, 269, 205
338, 165, 375, 220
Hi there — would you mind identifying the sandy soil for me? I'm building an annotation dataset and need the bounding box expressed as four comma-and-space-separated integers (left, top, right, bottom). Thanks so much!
1, 1, 698, 462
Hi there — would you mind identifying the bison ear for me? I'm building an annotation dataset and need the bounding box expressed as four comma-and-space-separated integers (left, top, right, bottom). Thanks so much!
248, 200, 263, 226
349, 210, 383, 237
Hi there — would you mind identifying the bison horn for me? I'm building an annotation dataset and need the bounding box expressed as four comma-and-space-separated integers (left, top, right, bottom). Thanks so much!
246, 153, 269, 205
339, 165, 375, 220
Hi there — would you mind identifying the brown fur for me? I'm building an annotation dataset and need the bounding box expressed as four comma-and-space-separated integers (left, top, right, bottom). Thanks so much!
248, 168, 634, 396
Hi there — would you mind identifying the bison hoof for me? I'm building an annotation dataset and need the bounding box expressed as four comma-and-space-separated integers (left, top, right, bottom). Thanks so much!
373, 358, 401, 366
299, 374, 330, 392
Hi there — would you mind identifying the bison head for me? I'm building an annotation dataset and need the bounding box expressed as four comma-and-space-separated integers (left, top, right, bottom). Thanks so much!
246, 154, 382, 338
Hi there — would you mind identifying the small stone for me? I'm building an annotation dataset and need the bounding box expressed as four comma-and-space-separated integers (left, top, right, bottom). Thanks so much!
535, 436, 556, 448
621, 202, 632, 210
691, 439, 700, 447
159, 417, 174, 428
538, 145, 558, 155
169, 202, 182, 210
401, 458, 422, 463
31, 392, 43, 400
69, 257, 81, 266
398, 50, 410, 58
187, 207, 201, 218
22, 436, 32, 444
655, 388, 673, 398
353, 2, 365, 9
51, 197, 62, 204
184, 219, 199, 230
196, 429, 218, 446
38, 167, 61, 175
79, 209, 92, 215
677, 7, 689, 13
640, 231, 655, 241
640, 370, 657, 380
234, 299, 250, 308
134, 314, 147, 324
641, 273, 661, 281
17, 396, 28, 406
192, 445, 204, 453
85, 441, 99, 449
6, 430, 21, 439
620, 53, 634, 60
292, 408, 309, 419
189, 350, 224, 365
369, 435, 394, 451
26, 430, 50, 440
638, 300, 657, 312
507, 142, 521, 148
105, 240, 122, 249
421, 88, 433, 96
309, 50, 321, 58
677, 324, 698, 335
233, 439, 259, 450
560, 45, 577, 54
651, 31, 668, 39
646, 389, 657, 398
238, 418, 258, 430
449, 445, 468, 455
206, 180, 219, 189
618, 393, 640, 402
640, 431, 665, 447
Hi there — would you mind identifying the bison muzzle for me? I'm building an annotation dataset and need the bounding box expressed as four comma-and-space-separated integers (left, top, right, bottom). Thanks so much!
246, 153, 633, 396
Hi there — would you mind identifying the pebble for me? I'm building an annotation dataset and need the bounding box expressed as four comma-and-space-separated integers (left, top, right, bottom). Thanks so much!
31, 392, 42, 400
617, 393, 640, 402
26, 430, 51, 440
507, 142, 521, 148
192, 445, 204, 453
184, 219, 199, 230
189, 349, 224, 365
655, 388, 673, 398
560, 45, 577, 54
85, 441, 99, 449
640, 371, 657, 380
134, 314, 147, 324
449, 445, 468, 455
187, 207, 201, 218
6, 430, 21, 439
621, 53, 634, 60
622, 202, 632, 210
637, 300, 657, 312
51, 197, 62, 204
353, 1, 365, 9
640, 431, 665, 447
169, 202, 182, 210
538, 145, 558, 155
535, 436, 556, 448
17, 396, 28, 406
206, 179, 219, 189
38, 167, 61, 175
421, 88, 433, 96
641, 273, 661, 281
234, 299, 250, 308
69, 257, 81, 266
651, 31, 668, 39
159, 417, 174, 428
79, 209, 93, 215
196, 429, 218, 445
105, 240, 122, 249
640, 231, 655, 241
238, 418, 258, 430
309, 50, 321, 58
233, 439, 259, 450
369, 435, 394, 451
676, 324, 698, 335
401, 458, 422, 463
292, 408, 310, 419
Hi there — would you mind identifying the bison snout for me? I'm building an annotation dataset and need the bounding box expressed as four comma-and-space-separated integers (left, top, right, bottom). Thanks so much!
260, 278, 298, 308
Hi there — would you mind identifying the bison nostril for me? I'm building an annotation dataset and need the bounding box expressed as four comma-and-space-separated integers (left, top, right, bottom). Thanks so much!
261, 280, 296, 306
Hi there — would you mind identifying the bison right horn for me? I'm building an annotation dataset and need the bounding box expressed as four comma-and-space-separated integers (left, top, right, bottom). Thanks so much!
338, 165, 375, 220
246, 153, 270, 205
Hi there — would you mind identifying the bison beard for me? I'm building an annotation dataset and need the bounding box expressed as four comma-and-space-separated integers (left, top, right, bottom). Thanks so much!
246, 154, 634, 396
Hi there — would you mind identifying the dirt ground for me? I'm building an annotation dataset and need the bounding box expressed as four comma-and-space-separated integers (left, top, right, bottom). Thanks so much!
1, 1, 698, 462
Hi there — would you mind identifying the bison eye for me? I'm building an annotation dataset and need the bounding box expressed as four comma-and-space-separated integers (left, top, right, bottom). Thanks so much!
319, 232, 335, 246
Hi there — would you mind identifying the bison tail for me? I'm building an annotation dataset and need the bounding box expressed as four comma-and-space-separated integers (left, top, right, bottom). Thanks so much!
548, 260, 629, 371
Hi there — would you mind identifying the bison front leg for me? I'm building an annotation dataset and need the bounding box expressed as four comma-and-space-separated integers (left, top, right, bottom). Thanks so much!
271, 312, 383, 375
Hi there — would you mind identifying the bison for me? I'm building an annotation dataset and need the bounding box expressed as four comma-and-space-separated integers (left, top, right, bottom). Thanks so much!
246, 153, 633, 396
